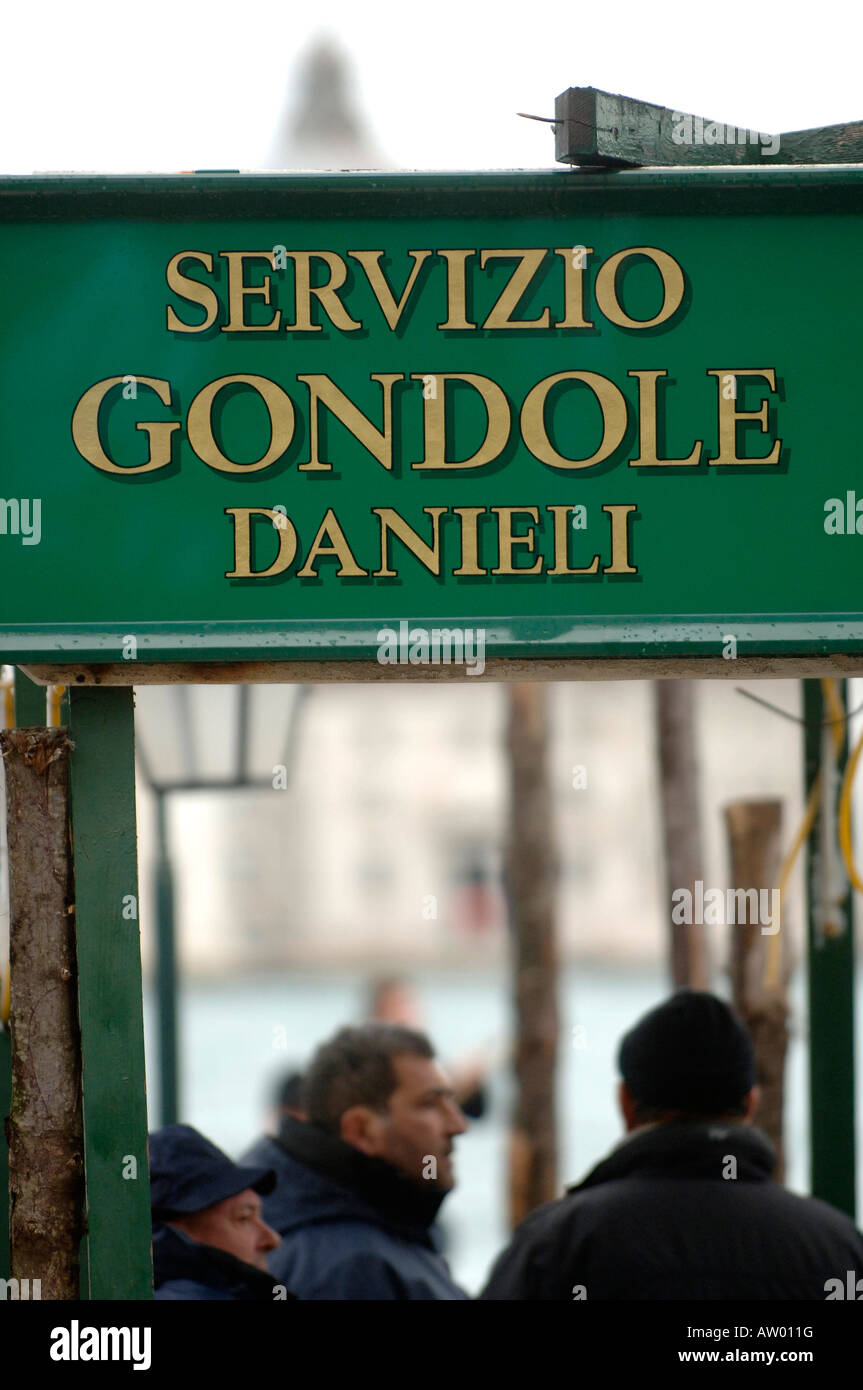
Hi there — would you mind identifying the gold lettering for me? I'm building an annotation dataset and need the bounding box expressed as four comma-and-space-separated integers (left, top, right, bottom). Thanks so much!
283, 252, 362, 332
298, 374, 403, 472
452, 506, 488, 576
372, 506, 447, 577
437, 250, 476, 330
187, 375, 294, 472
706, 369, 782, 465
546, 504, 599, 575
602, 504, 637, 573
296, 508, 369, 577
71, 376, 179, 474
411, 372, 510, 469
480, 249, 550, 329
347, 250, 432, 330
594, 247, 685, 329
554, 247, 595, 329
628, 370, 701, 466
225, 507, 297, 578
219, 251, 281, 332
491, 506, 544, 575
521, 371, 627, 470
166, 252, 219, 333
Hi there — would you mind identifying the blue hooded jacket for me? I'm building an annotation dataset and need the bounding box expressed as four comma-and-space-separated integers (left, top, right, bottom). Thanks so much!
152, 1223, 286, 1301
242, 1120, 468, 1300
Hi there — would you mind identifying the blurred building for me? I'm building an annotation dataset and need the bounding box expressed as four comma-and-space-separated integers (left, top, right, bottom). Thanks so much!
136, 676, 812, 977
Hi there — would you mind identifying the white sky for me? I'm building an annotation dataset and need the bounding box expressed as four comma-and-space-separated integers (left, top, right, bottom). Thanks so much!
3, 0, 861, 174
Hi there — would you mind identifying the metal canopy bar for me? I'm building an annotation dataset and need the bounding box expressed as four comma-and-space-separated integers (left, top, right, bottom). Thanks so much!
5, 617, 863, 667
3, 166, 863, 220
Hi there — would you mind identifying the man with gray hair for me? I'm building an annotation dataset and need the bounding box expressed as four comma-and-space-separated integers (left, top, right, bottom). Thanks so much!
242, 1022, 469, 1299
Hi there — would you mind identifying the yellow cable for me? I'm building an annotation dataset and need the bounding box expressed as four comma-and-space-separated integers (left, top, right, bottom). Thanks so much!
0, 967, 9, 1028
823, 677, 847, 756
838, 724, 863, 893
48, 684, 66, 727
0, 664, 14, 729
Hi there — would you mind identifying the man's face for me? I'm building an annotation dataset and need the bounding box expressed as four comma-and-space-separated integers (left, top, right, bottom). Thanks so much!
355, 1054, 469, 1190
172, 1188, 280, 1271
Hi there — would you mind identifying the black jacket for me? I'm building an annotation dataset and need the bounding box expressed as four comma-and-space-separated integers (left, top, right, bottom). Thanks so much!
481, 1121, 863, 1300
242, 1120, 468, 1300
152, 1223, 287, 1301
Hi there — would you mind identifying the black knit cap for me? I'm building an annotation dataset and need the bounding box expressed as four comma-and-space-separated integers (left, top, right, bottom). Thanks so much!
618, 990, 756, 1114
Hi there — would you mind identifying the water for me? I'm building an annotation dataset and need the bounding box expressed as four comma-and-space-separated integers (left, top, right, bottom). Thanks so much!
142, 962, 858, 1295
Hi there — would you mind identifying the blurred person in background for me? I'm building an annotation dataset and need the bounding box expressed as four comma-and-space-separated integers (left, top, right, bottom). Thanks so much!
367, 974, 489, 1119
481, 990, 863, 1300
150, 1124, 286, 1301
266, 1067, 307, 1133
243, 1021, 469, 1299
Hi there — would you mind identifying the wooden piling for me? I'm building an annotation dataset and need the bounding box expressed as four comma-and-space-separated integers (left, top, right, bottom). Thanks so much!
724, 798, 789, 1179
505, 683, 558, 1226
655, 681, 709, 989
1, 728, 83, 1299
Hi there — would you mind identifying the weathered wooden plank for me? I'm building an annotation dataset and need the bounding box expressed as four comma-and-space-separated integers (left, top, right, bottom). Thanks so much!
67, 687, 152, 1299
554, 87, 769, 167
778, 120, 863, 163
1, 729, 83, 1299
554, 86, 863, 167
20, 653, 863, 687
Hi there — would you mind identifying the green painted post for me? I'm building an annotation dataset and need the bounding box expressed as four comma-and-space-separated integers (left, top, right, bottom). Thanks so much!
803, 678, 856, 1217
68, 686, 152, 1298
155, 791, 179, 1126
13, 669, 45, 727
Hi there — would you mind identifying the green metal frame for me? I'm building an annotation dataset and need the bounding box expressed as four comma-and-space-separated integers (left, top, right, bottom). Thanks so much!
67, 687, 152, 1298
7, 616, 863, 667
804, 679, 857, 1217
3, 165, 863, 215
154, 792, 178, 1128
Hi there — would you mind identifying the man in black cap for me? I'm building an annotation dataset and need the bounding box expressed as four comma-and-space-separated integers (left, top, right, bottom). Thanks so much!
149, 1124, 285, 1300
481, 990, 863, 1300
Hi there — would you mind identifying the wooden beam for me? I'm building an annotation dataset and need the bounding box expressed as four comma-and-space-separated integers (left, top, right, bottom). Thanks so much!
554, 87, 863, 167
19, 653, 863, 687
1, 729, 83, 1299
778, 120, 863, 164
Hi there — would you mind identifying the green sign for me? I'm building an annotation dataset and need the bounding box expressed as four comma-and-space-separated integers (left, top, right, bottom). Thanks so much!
2, 168, 863, 667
